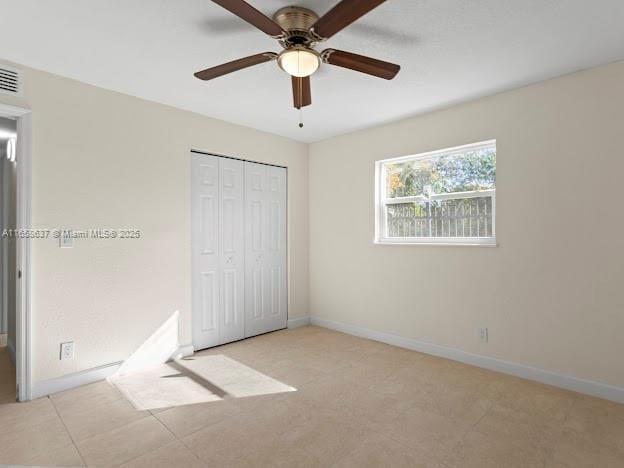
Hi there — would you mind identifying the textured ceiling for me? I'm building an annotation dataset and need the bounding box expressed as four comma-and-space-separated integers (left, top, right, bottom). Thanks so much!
1, 0, 623, 142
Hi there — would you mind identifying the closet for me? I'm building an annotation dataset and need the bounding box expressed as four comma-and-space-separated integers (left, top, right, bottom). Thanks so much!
191, 152, 287, 350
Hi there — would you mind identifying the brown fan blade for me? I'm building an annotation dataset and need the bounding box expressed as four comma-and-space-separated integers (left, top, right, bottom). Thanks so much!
194, 52, 277, 81
322, 49, 400, 80
292, 76, 312, 109
311, 0, 387, 40
210, 0, 284, 37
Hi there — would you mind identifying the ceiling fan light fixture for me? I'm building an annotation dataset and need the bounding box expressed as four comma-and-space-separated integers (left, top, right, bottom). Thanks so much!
196, 1, 401, 110
278, 47, 320, 78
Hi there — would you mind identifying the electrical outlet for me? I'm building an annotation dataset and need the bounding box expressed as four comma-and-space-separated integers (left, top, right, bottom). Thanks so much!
60, 341, 74, 360
479, 327, 489, 343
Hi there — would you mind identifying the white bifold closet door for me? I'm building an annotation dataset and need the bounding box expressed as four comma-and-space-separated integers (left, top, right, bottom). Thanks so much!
244, 162, 287, 338
192, 153, 287, 350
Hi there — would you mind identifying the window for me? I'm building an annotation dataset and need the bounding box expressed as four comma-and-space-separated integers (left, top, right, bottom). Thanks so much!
375, 140, 496, 245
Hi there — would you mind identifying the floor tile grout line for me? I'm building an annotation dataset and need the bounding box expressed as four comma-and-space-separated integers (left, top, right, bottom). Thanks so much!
543, 407, 573, 466
545, 395, 624, 462
378, 403, 488, 468
102, 413, 202, 468
150, 413, 208, 466
77, 411, 155, 439
447, 398, 495, 460
48, 395, 89, 467
382, 429, 456, 466
454, 393, 581, 467
331, 422, 436, 467
161, 403, 246, 442
333, 382, 461, 464
107, 413, 171, 467
348, 378, 497, 465
51, 387, 158, 466
49, 381, 126, 415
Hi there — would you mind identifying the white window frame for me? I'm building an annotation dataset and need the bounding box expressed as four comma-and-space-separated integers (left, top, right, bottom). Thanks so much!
375, 140, 497, 246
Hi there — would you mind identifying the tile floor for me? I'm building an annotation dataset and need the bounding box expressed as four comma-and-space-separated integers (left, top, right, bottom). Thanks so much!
1, 326, 624, 467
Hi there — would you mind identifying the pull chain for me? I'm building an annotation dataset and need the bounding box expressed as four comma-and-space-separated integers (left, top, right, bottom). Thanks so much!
298, 53, 304, 128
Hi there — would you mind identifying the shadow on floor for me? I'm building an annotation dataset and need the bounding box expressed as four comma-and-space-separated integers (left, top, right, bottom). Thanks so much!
108, 353, 296, 411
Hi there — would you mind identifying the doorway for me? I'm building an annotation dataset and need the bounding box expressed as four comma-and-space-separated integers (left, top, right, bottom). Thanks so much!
0, 116, 17, 403
0, 104, 32, 402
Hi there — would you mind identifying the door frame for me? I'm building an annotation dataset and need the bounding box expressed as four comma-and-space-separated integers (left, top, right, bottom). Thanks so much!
190, 149, 289, 350
0, 103, 33, 402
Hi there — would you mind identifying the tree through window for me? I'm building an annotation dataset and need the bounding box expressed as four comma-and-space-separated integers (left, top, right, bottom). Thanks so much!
375, 141, 497, 245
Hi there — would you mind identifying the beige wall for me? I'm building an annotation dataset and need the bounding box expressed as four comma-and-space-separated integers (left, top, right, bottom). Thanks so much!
309, 61, 624, 389
0, 60, 309, 383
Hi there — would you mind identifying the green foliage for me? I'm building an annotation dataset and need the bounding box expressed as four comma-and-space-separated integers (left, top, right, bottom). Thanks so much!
387, 149, 496, 198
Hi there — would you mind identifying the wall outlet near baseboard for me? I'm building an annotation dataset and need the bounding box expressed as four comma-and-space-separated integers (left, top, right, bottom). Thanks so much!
60, 341, 75, 360
479, 327, 489, 343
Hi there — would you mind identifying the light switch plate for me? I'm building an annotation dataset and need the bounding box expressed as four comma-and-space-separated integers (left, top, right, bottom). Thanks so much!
60, 341, 74, 360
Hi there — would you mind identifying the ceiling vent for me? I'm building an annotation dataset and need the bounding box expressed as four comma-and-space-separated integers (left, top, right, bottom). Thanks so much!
0, 66, 22, 96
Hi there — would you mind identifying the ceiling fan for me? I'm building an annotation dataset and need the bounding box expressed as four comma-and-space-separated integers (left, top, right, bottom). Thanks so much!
195, 0, 400, 112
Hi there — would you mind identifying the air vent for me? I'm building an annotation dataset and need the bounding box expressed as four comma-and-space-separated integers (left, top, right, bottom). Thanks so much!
0, 66, 22, 96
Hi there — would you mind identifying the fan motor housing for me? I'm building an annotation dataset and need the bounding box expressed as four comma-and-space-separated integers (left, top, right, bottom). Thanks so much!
273, 6, 320, 48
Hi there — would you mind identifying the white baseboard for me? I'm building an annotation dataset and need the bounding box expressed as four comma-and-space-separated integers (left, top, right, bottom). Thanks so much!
31, 344, 196, 400
287, 316, 311, 329
310, 316, 624, 404
6, 338, 16, 365
32, 361, 123, 400
173, 343, 194, 359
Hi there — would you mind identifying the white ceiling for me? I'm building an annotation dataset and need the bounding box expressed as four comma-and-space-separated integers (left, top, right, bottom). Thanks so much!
1, 0, 623, 142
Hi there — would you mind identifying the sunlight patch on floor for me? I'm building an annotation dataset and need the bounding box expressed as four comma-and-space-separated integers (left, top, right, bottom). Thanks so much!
109, 355, 296, 410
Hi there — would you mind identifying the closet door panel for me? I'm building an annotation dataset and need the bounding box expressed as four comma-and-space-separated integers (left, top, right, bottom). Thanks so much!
218, 157, 245, 344
192, 154, 220, 349
264, 165, 287, 326
244, 162, 266, 337
244, 162, 287, 337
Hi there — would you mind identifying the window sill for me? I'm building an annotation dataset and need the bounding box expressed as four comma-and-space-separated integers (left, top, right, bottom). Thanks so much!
374, 238, 498, 247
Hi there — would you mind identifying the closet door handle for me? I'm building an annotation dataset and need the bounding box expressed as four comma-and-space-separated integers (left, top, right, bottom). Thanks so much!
226, 255, 234, 263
